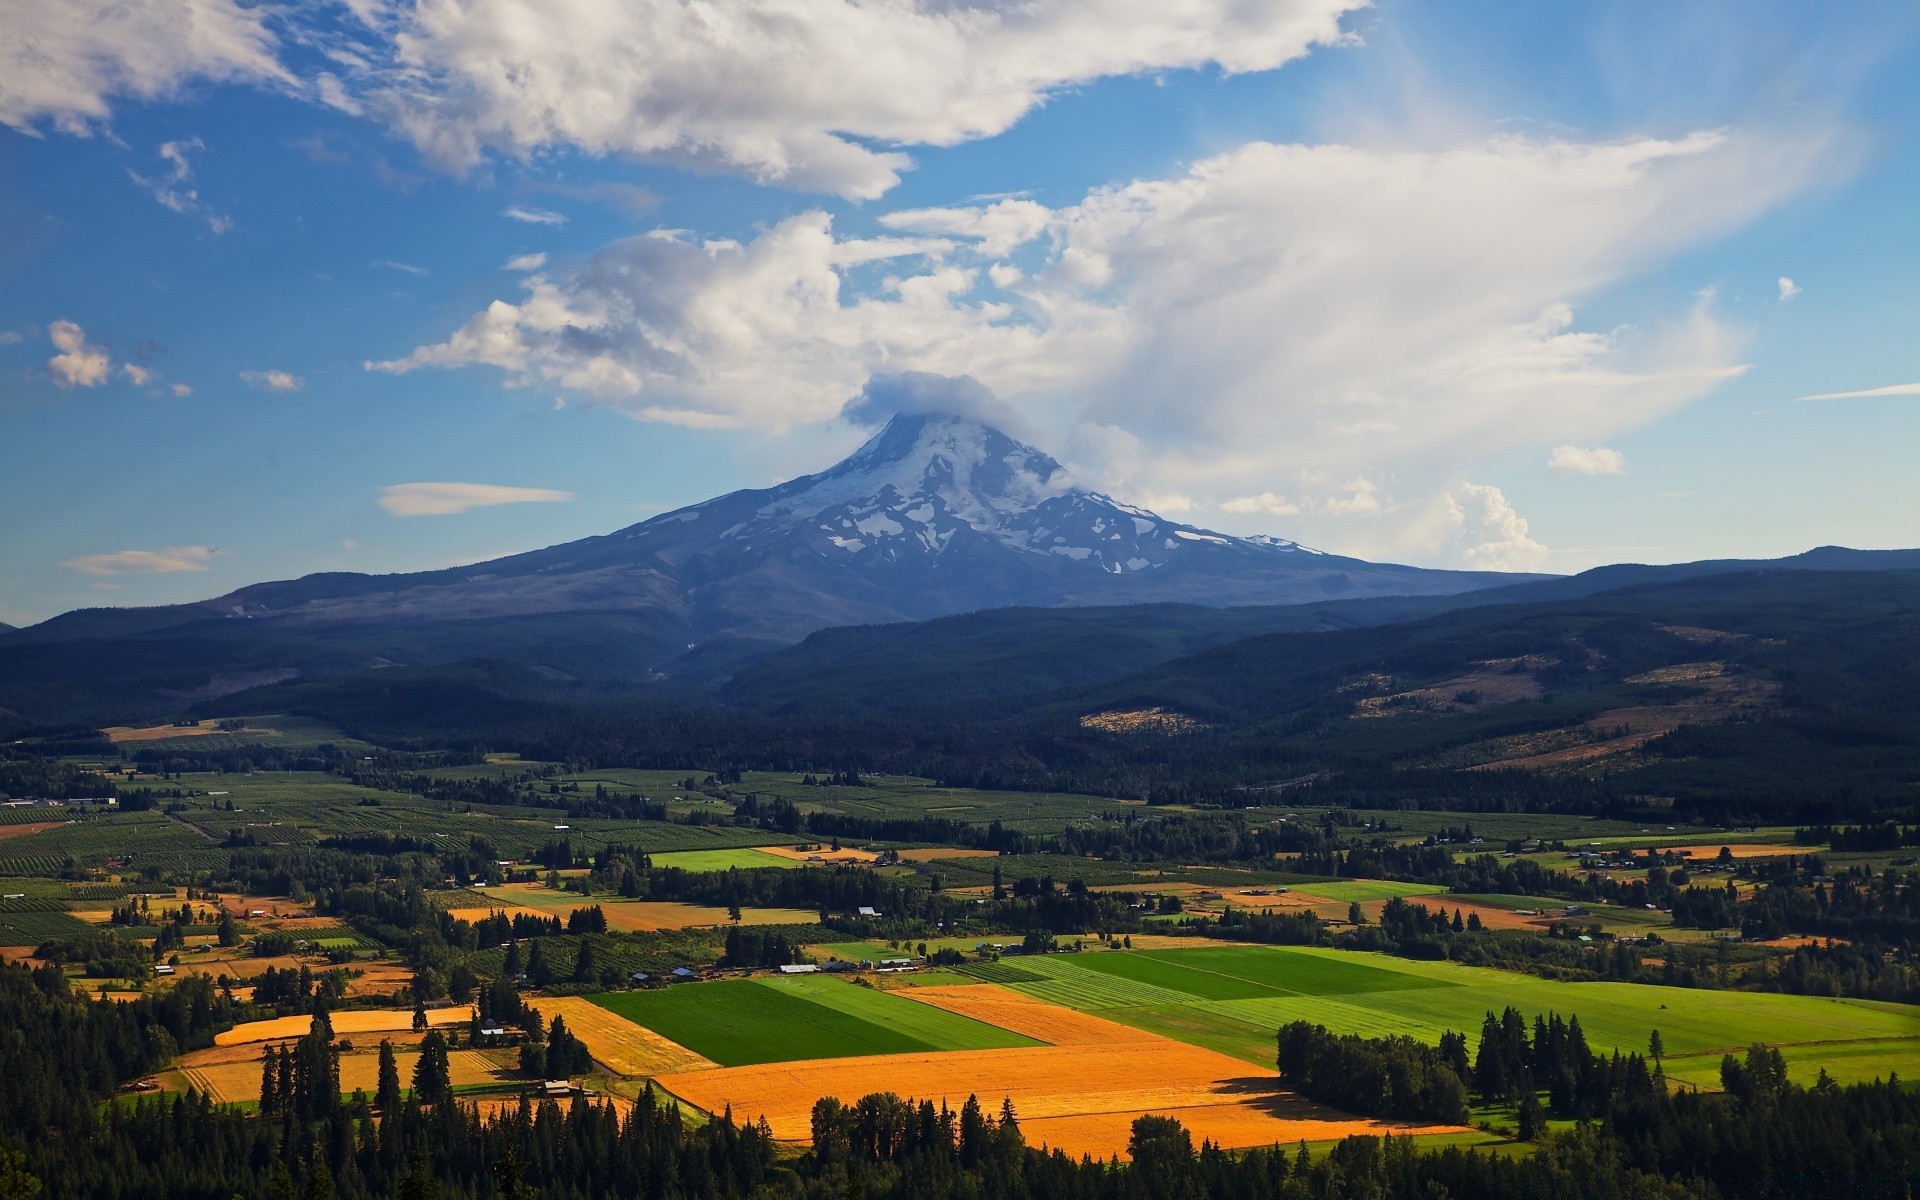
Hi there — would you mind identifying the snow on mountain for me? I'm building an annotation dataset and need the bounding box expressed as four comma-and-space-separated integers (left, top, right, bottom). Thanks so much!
625, 412, 1314, 578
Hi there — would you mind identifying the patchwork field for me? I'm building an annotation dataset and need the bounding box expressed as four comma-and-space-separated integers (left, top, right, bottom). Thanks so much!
967, 946, 1920, 1086
589, 976, 1038, 1067
526, 996, 716, 1076
656, 1038, 1467, 1159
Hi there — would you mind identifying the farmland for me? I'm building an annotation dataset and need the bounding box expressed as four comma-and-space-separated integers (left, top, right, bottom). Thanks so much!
956, 946, 1920, 1086
460, 883, 821, 931
525, 996, 717, 1076
173, 1044, 509, 1104
656, 1035, 1471, 1159
646, 847, 801, 871
589, 976, 1038, 1067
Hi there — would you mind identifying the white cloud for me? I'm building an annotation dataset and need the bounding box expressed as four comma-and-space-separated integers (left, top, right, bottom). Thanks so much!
1547, 445, 1627, 476
374, 259, 428, 276
1220, 491, 1302, 517
62, 545, 219, 575
502, 205, 566, 226
376, 126, 1836, 563
0, 330, 23, 344
503, 252, 547, 271
1443, 484, 1549, 572
241, 369, 304, 391
880, 199, 1052, 257
1323, 478, 1383, 517
169, 382, 193, 396
1777, 276, 1801, 301
46, 320, 112, 387
121, 363, 155, 386
378, 481, 574, 516
361, 0, 1361, 199
367, 212, 1111, 427
0, 0, 287, 136
1798, 381, 1920, 402
127, 137, 232, 233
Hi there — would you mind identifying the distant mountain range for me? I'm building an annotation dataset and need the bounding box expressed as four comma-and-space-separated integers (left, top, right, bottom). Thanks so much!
7, 410, 1918, 736
0, 413, 1529, 726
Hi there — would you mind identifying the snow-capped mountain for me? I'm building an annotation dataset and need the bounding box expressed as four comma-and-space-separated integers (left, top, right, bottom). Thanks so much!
629, 412, 1317, 579
6, 412, 1532, 687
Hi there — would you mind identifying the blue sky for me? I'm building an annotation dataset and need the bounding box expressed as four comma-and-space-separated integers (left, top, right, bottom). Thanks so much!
3, 0, 1917, 625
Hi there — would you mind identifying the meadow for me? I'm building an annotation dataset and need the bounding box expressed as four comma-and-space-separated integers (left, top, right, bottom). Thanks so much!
646, 848, 801, 871
972, 945, 1920, 1086
588, 976, 1038, 1067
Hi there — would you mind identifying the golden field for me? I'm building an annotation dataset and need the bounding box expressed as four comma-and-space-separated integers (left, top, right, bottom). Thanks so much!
216, 1007, 472, 1045
655, 1038, 1465, 1160
900, 984, 1155, 1046
526, 996, 716, 1077
176, 1047, 507, 1103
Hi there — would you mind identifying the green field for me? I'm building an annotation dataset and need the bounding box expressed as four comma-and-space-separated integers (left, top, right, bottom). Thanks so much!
986, 946, 1920, 1087
590, 976, 1038, 1066
0, 909, 95, 945
647, 848, 799, 872
1293, 879, 1451, 902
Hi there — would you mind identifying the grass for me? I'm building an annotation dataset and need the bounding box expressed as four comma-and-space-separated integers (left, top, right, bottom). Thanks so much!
589, 977, 1032, 1066
984, 945, 1920, 1087
647, 848, 799, 872
809, 941, 901, 962
1293, 880, 1451, 902
761, 975, 1042, 1050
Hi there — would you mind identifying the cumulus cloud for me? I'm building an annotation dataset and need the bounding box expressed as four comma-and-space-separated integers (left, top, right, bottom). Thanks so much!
1547, 445, 1627, 476
62, 545, 219, 575
879, 199, 1052, 257
170, 382, 193, 396
372, 126, 1839, 563
1220, 491, 1302, 517
1444, 484, 1548, 572
360, 0, 1361, 199
1778, 276, 1801, 301
127, 137, 231, 232
381, 130, 1824, 459
841, 371, 1035, 436
502, 205, 566, 226
46, 320, 112, 387
367, 213, 1109, 427
378, 481, 574, 516
1798, 381, 1920, 401
503, 252, 547, 271
240, 369, 304, 391
0, 0, 287, 135
121, 363, 155, 386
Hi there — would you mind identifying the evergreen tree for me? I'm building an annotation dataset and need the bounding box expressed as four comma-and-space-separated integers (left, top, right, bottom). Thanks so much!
376, 1040, 401, 1112
412, 1030, 452, 1103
